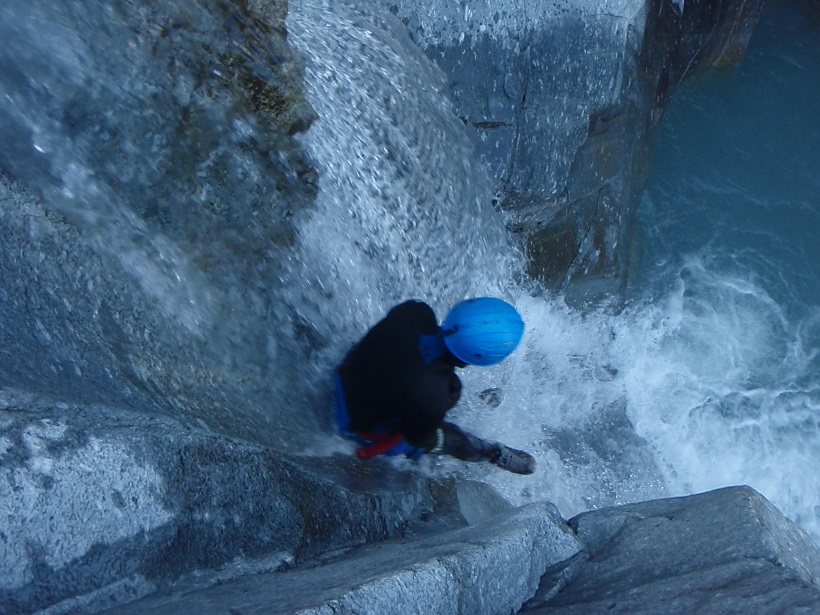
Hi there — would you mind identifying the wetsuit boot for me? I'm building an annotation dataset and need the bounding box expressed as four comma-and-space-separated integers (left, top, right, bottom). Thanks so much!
489, 444, 536, 475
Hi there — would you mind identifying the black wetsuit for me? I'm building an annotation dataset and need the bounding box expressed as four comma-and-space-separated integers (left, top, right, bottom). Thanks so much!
336, 299, 536, 474
337, 300, 460, 448
337, 300, 502, 462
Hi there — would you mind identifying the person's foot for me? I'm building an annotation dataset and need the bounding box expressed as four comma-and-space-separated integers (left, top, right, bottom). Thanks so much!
492, 445, 536, 475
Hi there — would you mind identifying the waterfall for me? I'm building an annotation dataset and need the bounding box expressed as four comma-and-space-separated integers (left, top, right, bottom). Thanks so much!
289, 0, 820, 545
0, 0, 816, 549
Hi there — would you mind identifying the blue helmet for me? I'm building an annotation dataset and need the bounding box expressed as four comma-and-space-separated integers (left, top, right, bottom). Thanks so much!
442, 298, 524, 366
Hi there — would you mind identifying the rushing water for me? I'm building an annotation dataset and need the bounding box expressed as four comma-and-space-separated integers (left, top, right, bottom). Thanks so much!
0, 0, 816, 552
619, 0, 820, 542
290, 0, 819, 545
286, 0, 661, 516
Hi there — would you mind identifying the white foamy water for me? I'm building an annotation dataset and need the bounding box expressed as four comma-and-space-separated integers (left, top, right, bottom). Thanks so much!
616, 265, 819, 542
616, 1, 819, 543
289, 0, 820, 546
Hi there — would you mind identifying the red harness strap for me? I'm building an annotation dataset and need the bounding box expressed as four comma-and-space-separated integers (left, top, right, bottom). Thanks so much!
354, 430, 405, 458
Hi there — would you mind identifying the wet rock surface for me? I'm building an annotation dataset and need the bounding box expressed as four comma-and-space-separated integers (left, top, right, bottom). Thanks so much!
0, 405, 464, 614
0, 0, 323, 451
390, 0, 763, 302
522, 486, 820, 614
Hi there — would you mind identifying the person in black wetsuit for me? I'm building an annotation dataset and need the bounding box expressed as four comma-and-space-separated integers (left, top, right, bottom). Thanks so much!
333, 298, 536, 475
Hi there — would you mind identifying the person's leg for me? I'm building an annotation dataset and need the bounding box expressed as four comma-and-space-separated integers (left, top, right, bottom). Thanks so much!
438, 421, 498, 461
437, 422, 536, 474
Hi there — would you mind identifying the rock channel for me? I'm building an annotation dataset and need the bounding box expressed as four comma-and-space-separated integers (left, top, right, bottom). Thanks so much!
391, 0, 763, 302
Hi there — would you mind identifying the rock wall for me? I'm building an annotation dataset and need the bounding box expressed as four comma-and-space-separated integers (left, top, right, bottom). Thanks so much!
0, 404, 466, 614
0, 0, 324, 449
389, 0, 763, 303
523, 486, 820, 614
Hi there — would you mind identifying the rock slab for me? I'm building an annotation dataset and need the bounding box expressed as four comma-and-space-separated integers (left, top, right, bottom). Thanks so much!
523, 486, 820, 614
0, 406, 465, 615
102, 501, 581, 615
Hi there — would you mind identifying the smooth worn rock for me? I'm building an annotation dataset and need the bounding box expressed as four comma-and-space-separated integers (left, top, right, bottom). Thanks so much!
101, 501, 581, 615
0, 406, 464, 615
522, 486, 820, 614
0, 0, 322, 452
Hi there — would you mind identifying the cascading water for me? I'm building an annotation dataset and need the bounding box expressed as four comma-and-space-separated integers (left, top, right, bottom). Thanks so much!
284, 0, 524, 360
1, 0, 816, 568
616, 0, 820, 543
288, 0, 667, 518
289, 0, 819, 546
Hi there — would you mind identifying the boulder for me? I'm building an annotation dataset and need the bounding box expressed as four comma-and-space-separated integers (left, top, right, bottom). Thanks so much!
522, 486, 820, 614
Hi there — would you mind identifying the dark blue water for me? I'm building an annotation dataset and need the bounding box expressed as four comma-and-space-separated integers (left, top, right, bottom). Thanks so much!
623, 0, 820, 542
634, 1, 819, 309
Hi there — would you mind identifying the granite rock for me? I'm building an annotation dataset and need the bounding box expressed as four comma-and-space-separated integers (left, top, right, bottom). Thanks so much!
389, 0, 763, 302
0, 406, 464, 615
522, 486, 820, 614
101, 500, 581, 615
